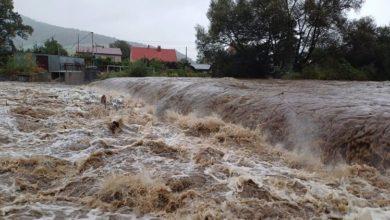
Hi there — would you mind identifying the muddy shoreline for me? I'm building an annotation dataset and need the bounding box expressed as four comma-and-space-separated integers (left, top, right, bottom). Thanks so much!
93, 78, 390, 170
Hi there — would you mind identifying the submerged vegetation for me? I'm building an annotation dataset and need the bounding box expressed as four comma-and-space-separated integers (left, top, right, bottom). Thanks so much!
92, 174, 178, 213
165, 111, 263, 148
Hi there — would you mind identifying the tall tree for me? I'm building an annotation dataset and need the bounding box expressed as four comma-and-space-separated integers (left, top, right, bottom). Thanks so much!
343, 17, 377, 68
290, 0, 363, 69
109, 40, 131, 60
342, 18, 390, 80
0, 0, 33, 64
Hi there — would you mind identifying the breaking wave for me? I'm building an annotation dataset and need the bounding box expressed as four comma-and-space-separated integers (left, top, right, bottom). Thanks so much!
94, 78, 390, 170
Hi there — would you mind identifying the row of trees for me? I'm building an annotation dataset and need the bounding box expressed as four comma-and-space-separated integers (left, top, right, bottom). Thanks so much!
196, 0, 390, 80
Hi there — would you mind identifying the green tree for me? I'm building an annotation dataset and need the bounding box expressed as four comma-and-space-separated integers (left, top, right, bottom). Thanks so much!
32, 38, 68, 56
109, 40, 131, 60
295, 17, 390, 81
375, 26, 390, 80
341, 18, 390, 80
0, 0, 33, 64
196, 0, 363, 77
291, 0, 363, 70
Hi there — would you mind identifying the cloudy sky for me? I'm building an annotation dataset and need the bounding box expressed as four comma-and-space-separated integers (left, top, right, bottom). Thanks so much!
13, 0, 390, 60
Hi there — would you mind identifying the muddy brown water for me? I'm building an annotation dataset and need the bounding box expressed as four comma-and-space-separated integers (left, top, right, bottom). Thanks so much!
94, 78, 390, 170
0, 81, 389, 219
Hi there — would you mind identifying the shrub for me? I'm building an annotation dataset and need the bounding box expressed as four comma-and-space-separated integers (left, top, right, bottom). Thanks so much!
99, 60, 210, 79
126, 61, 150, 77
301, 62, 368, 81
285, 57, 369, 81
3, 53, 43, 76
148, 59, 167, 72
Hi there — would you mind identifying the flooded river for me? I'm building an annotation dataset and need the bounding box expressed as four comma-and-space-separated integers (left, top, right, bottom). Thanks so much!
0, 80, 389, 219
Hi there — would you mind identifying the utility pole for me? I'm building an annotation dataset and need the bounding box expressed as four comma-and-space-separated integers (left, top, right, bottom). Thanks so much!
185, 46, 188, 62
91, 32, 94, 66
91, 32, 94, 55
77, 34, 80, 52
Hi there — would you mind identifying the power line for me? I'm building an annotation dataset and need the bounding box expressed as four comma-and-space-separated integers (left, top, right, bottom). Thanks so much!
132, 40, 196, 43
70, 32, 92, 49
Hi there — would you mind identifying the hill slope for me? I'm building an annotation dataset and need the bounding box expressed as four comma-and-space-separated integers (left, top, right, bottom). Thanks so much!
14, 16, 144, 51
14, 15, 188, 60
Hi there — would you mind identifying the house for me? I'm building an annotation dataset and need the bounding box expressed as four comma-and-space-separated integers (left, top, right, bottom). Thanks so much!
130, 46, 177, 63
76, 46, 122, 63
190, 63, 211, 73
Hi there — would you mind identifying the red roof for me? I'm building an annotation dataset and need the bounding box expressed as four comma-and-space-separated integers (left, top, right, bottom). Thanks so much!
131, 46, 177, 62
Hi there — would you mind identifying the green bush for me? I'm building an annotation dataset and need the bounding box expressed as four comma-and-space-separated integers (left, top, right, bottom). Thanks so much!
148, 59, 167, 72
99, 60, 210, 79
284, 57, 368, 81
126, 61, 150, 77
4, 53, 41, 76
301, 63, 368, 81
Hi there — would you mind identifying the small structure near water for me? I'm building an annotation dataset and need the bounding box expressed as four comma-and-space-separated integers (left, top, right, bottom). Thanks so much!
34, 54, 85, 84
190, 63, 211, 73
7, 53, 98, 85
12, 53, 96, 85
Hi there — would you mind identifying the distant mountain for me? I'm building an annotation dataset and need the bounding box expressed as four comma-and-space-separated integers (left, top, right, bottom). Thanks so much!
14, 15, 189, 60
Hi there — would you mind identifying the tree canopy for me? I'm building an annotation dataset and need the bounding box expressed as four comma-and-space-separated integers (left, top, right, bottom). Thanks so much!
0, 0, 33, 64
109, 40, 131, 60
196, 0, 387, 79
31, 38, 68, 56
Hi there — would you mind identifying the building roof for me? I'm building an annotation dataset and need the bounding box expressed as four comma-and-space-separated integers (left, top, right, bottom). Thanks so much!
131, 46, 177, 62
191, 63, 211, 71
77, 47, 122, 56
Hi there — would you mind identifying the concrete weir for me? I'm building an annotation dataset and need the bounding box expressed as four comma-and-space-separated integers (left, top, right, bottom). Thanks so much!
64, 71, 85, 85
93, 77, 390, 170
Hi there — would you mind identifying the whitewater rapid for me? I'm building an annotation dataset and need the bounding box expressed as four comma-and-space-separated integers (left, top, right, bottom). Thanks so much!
0, 81, 388, 219
93, 78, 390, 171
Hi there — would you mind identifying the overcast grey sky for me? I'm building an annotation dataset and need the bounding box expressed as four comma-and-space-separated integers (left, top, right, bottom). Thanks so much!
13, 0, 390, 60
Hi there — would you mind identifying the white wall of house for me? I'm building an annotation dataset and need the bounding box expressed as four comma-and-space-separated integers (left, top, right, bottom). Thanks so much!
96, 54, 122, 63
